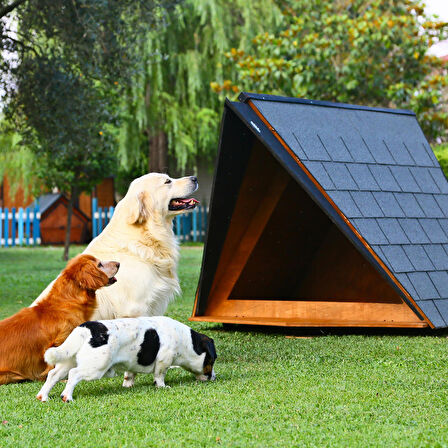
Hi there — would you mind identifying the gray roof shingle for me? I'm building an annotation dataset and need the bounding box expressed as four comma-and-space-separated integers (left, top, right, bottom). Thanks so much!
377, 218, 409, 244
327, 191, 362, 218
352, 219, 388, 245
323, 162, 358, 190
418, 300, 446, 327
393, 193, 425, 218
390, 166, 421, 193
347, 164, 380, 191
423, 245, 448, 271
374, 192, 405, 217
303, 161, 335, 190
369, 165, 401, 191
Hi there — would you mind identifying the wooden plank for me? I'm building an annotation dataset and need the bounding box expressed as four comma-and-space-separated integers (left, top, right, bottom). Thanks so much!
11, 207, 16, 246
25, 207, 30, 245
189, 315, 428, 328
193, 299, 427, 328
18, 208, 24, 245
92, 198, 98, 238
33, 203, 40, 245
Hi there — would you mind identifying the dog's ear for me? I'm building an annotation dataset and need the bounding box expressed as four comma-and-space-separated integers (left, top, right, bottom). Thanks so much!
127, 191, 148, 225
205, 338, 217, 362
65, 255, 109, 291
77, 262, 109, 290
77, 266, 109, 291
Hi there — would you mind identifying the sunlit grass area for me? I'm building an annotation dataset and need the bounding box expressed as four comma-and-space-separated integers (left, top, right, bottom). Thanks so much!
1, 246, 448, 447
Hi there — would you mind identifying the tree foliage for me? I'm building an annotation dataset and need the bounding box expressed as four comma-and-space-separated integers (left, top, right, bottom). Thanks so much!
434, 143, 448, 177
0, 128, 37, 199
117, 0, 284, 181
215, 0, 448, 141
0, 0, 178, 258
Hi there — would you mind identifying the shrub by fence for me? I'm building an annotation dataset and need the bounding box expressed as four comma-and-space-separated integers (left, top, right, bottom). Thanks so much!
92, 198, 208, 242
0, 205, 41, 247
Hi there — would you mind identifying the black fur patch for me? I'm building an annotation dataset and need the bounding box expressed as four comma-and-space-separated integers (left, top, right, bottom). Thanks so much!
80, 321, 109, 348
191, 329, 204, 356
190, 329, 217, 375
137, 329, 160, 366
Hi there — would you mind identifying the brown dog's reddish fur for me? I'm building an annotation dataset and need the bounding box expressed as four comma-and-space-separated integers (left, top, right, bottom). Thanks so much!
0, 254, 117, 385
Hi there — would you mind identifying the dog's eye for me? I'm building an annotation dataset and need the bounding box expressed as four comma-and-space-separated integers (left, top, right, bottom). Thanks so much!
98, 262, 103, 268
164, 179, 172, 184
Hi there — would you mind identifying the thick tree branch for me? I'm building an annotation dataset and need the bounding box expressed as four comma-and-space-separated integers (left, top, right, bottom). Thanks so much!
0, 0, 27, 18
2, 34, 38, 55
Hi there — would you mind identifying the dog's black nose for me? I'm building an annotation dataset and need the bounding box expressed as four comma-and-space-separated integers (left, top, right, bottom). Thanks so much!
190, 176, 198, 184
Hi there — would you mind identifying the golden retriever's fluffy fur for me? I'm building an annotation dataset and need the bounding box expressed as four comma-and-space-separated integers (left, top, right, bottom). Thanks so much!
0, 255, 119, 385
33, 173, 198, 320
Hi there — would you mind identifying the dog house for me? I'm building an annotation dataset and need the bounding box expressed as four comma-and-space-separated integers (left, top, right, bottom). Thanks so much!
190, 92, 448, 329
34, 193, 90, 244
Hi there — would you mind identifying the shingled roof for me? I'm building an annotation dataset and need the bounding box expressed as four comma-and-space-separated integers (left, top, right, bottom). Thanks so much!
191, 92, 448, 329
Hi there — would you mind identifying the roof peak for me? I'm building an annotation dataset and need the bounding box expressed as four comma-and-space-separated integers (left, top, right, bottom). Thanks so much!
238, 92, 415, 117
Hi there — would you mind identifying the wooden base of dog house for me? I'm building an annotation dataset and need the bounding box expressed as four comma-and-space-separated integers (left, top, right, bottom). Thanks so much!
190, 139, 428, 328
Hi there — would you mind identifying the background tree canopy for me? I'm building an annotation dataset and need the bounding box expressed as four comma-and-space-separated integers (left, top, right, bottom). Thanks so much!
214, 0, 448, 142
0, 0, 179, 258
1, 0, 448, 256
116, 0, 284, 188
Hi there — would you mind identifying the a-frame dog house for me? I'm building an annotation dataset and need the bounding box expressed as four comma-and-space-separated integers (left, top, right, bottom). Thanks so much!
190, 93, 448, 329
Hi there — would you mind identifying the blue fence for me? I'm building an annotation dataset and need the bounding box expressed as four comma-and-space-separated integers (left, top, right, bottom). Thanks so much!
0, 205, 41, 247
92, 198, 208, 242
0, 199, 207, 248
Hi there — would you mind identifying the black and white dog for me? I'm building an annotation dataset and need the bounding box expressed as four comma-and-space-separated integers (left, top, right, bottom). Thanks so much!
37, 316, 217, 402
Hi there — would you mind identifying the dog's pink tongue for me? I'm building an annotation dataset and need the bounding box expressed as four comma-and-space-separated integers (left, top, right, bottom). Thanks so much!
180, 198, 199, 205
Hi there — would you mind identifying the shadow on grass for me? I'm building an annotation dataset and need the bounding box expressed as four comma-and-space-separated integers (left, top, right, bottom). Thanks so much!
73, 372, 210, 400
206, 322, 448, 338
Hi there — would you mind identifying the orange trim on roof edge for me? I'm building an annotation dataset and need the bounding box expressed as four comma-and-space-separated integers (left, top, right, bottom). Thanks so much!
247, 99, 434, 329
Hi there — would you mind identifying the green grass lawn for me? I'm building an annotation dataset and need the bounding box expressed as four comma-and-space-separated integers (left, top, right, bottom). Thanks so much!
1, 246, 448, 447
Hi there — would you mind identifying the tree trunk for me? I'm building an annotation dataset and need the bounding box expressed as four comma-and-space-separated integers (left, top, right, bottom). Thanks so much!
148, 130, 168, 173
143, 81, 168, 173
63, 187, 76, 261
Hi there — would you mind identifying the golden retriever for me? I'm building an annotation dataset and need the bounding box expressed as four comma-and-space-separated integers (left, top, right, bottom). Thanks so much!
33, 173, 198, 319
0, 254, 119, 385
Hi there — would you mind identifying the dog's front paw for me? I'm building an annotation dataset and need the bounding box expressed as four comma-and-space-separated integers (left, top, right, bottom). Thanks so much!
61, 394, 73, 403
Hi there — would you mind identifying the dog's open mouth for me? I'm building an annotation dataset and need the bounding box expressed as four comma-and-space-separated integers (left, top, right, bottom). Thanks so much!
108, 277, 117, 285
168, 197, 199, 211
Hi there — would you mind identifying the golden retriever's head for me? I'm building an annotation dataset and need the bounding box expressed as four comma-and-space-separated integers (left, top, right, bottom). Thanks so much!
125, 173, 199, 224
64, 254, 120, 290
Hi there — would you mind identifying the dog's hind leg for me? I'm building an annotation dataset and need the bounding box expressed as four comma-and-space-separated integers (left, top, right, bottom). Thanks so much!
104, 368, 116, 378
37, 363, 72, 402
122, 372, 136, 388
0, 370, 29, 385
60, 366, 108, 402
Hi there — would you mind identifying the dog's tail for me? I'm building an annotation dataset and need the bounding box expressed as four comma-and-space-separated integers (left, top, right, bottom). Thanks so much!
44, 327, 88, 365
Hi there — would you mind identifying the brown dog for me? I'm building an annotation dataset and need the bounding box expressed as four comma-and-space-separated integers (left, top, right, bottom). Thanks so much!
0, 254, 119, 385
